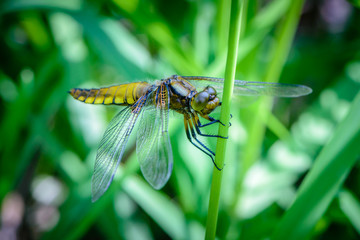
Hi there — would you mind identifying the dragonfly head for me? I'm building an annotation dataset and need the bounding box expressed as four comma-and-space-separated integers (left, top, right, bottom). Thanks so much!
191, 86, 220, 115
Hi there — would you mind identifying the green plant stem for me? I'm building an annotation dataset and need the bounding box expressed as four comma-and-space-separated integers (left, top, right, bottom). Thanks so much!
205, 0, 243, 239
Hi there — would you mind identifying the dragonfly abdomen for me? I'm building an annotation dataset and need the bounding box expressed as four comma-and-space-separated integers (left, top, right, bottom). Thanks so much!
69, 82, 151, 105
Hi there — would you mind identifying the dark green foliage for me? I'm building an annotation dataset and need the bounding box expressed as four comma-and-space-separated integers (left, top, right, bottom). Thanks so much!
0, 0, 359, 239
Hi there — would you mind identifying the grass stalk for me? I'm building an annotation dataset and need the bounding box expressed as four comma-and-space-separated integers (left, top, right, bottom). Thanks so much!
204, 0, 244, 239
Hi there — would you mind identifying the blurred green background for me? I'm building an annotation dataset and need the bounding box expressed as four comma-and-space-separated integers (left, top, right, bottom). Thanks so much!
0, 0, 360, 239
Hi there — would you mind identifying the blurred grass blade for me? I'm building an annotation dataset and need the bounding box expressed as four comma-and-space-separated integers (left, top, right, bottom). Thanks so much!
214, 0, 230, 59
72, 13, 148, 80
112, 0, 202, 75
1, 0, 83, 14
122, 176, 188, 239
208, 0, 291, 76
339, 190, 360, 234
272, 92, 360, 240
249, 0, 289, 30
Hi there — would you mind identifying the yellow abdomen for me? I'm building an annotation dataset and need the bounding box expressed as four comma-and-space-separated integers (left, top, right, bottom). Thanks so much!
69, 82, 150, 105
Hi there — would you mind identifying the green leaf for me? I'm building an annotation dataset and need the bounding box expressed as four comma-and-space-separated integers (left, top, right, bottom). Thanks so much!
347, 0, 360, 8
1, 0, 83, 15
122, 175, 190, 239
272, 92, 360, 240
339, 189, 360, 234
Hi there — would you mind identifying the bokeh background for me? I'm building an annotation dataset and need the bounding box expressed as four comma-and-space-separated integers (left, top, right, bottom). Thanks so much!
1, 0, 360, 239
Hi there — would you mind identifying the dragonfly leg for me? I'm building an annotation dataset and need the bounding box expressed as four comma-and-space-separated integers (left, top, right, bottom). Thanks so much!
187, 119, 215, 156
191, 113, 228, 139
184, 118, 222, 171
200, 115, 225, 127
199, 114, 232, 127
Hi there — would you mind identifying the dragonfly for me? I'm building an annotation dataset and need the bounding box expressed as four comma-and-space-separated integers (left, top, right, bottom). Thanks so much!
69, 75, 312, 201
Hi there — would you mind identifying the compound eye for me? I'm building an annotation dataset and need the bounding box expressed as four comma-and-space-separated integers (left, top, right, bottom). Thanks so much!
191, 91, 209, 111
204, 86, 217, 100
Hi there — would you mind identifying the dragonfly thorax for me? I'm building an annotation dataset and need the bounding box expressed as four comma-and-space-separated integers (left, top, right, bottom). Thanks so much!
191, 86, 220, 115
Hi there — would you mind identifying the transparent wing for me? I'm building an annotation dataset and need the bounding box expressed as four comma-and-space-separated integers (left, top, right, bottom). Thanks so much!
136, 86, 173, 189
181, 76, 312, 98
92, 106, 141, 202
